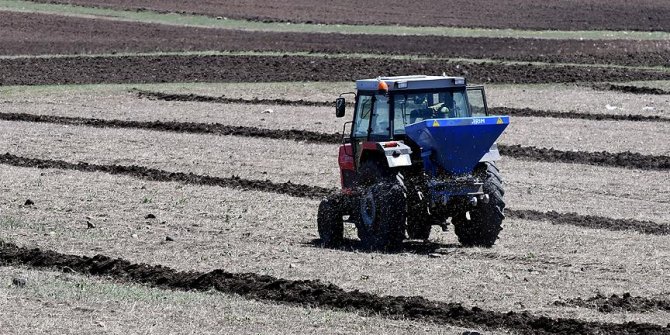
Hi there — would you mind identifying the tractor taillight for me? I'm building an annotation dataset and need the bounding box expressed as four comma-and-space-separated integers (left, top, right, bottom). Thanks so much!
383, 141, 398, 148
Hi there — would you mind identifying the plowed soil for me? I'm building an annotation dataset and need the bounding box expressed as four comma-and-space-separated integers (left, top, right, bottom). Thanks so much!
1, 240, 669, 335
3, 55, 670, 86
27, 0, 670, 31
2, 12, 670, 67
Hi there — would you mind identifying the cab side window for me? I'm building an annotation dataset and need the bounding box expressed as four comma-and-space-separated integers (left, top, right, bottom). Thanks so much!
353, 95, 372, 139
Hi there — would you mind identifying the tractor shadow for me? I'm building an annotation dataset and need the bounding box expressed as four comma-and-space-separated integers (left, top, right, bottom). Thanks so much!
306, 238, 462, 255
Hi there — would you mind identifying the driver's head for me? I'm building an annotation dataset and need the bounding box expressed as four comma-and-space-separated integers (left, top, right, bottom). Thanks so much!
413, 94, 427, 106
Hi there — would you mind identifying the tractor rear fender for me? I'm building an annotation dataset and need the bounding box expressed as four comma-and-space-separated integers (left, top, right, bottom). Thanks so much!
479, 143, 501, 163
360, 141, 413, 169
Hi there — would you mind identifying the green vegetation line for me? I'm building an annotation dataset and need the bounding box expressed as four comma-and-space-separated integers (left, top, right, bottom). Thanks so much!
1, 0, 669, 40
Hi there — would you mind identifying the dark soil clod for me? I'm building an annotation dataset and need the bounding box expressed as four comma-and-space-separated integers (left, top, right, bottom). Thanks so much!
23, 199, 35, 206
12, 277, 27, 287
145, 214, 156, 219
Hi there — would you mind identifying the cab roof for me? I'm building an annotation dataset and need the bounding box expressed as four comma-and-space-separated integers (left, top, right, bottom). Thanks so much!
355, 75, 466, 92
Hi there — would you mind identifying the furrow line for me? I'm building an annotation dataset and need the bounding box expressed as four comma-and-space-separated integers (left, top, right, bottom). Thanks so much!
506, 209, 670, 236
1, 152, 668, 236
1, 112, 668, 170
554, 293, 670, 314
591, 84, 670, 95
0, 152, 333, 199
0, 240, 668, 335
135, 89, 670, 123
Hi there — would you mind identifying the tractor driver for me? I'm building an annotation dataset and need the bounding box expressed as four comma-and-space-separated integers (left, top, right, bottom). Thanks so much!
409, 93, 450, 122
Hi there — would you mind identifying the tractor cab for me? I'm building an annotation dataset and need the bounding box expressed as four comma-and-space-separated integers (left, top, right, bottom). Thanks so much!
335, 75, 495, 191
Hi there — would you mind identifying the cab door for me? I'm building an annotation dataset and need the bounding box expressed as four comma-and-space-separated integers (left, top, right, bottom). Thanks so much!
350, 93, 391, 169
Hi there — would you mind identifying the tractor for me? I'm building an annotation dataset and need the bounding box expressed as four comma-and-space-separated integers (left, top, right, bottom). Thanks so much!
317, 75, 510, 250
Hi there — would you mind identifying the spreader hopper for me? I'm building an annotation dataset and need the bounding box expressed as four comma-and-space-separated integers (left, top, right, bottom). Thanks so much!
405, 116, 510, 175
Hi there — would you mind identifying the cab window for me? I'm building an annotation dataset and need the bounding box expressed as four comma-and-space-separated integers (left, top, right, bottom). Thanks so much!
352, 94, 372, 139
369, 94, 390, 140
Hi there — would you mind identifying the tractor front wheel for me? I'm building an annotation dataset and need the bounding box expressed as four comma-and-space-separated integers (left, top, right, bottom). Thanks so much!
317, 195, 344, 248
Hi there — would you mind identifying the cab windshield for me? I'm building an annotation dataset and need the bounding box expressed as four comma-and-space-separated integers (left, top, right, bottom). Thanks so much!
393, 89, 469, 135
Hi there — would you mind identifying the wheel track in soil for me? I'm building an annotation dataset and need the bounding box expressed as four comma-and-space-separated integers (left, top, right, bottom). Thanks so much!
1, 112, 668, 171
1, 240, 669, 335
134, 89, 670, 123
1, 152, 668, 236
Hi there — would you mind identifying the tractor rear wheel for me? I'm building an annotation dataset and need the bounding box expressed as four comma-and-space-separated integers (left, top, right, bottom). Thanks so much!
355, 160, 406, 251
357, 181, 406, 251
453, 162, 505, 247
317, 195, 344, 248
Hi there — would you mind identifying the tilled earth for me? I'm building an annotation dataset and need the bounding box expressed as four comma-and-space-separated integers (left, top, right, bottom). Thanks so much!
26, 0, 670, 31
1, 5, 670, 332
3, 54, 670, 86
2, 11, 670, 67
1, 164, 670, 330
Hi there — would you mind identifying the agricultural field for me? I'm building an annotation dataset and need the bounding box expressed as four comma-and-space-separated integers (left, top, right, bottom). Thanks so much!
0, 1, 669, 334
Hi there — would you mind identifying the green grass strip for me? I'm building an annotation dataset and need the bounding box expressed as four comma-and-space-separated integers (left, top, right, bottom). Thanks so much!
2, 0, 670, 40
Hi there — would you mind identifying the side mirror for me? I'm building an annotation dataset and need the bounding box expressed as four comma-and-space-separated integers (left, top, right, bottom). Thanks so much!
335, 97, 346, 117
